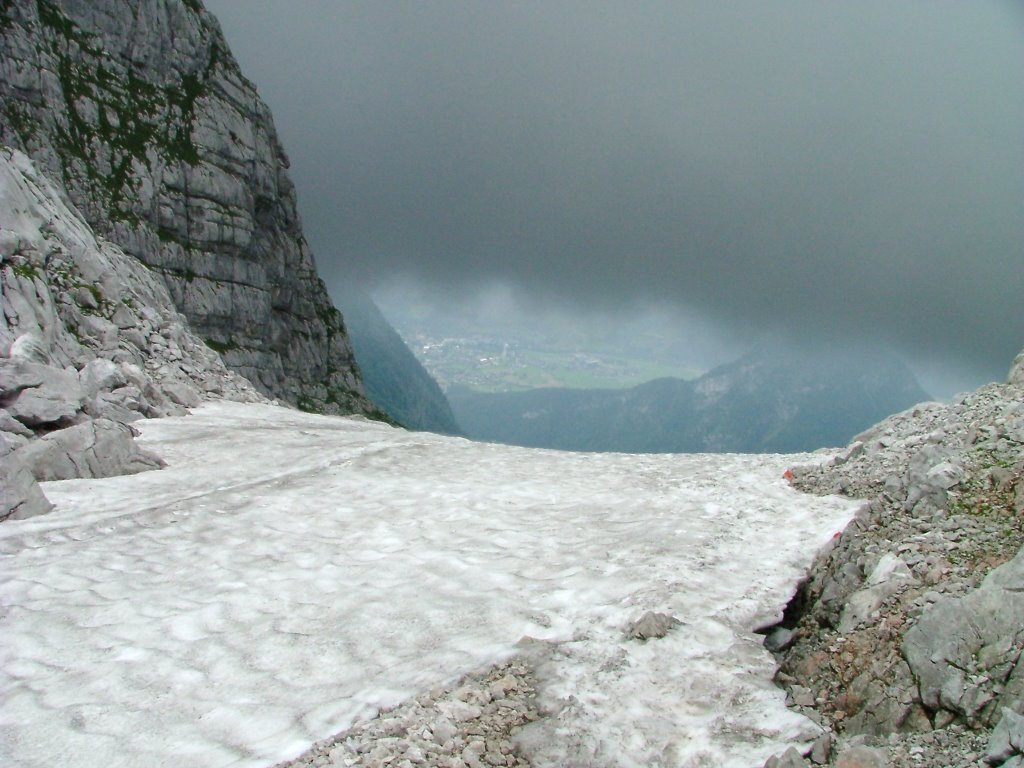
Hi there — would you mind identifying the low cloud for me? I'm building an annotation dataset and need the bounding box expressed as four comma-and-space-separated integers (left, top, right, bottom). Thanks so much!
206, 0, 1024, 393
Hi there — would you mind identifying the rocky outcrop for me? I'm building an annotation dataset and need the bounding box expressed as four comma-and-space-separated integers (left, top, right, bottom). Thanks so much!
762, 350, 1024, 767
0, 437, 53, 521
14, 417, 166, 481
0, 0, 374, 414
903, 548, 1024, 728
1, 145, 262, 521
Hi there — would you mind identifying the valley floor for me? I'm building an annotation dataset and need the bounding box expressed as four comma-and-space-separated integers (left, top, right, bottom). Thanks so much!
0, 402, 858, 768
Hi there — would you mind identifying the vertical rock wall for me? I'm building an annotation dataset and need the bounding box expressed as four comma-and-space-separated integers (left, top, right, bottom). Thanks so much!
0, 0, 374, 414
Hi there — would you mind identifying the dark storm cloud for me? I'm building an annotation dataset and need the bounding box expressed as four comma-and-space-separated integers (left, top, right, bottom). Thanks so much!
205, 0, 1024, 386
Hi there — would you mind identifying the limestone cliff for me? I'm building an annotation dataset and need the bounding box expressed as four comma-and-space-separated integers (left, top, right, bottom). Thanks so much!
0, 0, 373, 414
1, 145, 262, 521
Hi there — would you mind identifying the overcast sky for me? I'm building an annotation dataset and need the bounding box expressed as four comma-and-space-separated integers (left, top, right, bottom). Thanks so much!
204, 0, 1024, 397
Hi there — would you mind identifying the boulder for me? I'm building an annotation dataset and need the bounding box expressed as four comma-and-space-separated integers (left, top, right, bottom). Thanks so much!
0, 359, 84, 428
834, 745, 889, 768
838, 554, 916, 633
841, 658, 928, 736
83, 391, 143, 425
161, 379, 201, 408
0, 408, 33, 439
0, 436, 53, 521
763, 746, 808, 767
903, 546, 1024, 726
988, 708, 1024, 765
14, 418, 166, 481
78, 358, 126, 399
902, 444, 962, 513
809, 733, 832, 764
625, 611, 681, 641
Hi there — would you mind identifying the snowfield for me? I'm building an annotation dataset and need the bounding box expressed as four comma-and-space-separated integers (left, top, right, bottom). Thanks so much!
0, 401, 860, 768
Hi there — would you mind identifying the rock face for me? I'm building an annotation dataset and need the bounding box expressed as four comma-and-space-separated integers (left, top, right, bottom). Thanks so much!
1, 145, 262, 521
764, 347, 1024, 766
0, 0, 372, 414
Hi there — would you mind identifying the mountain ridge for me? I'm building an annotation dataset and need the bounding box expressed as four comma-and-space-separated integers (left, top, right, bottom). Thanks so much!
449, 345, 930, 453
332, 285, 462, 434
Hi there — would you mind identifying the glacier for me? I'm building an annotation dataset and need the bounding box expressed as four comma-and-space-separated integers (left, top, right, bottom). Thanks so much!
0, 401, 859, 768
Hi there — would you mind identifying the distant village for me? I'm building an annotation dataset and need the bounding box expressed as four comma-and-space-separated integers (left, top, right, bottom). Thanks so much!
400, 331, 692, 392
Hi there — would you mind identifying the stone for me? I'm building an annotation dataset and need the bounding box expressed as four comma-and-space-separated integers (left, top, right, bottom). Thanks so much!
774, 346, 1024, 758
0, 408, 33, 438
903, 445, 962, 512
0, 436, 53, 521
14, 418, 166, 481
809, 732, 832, 764
903, 546, 1024, 725
0, 358, 47, 395
78, 358, 126, 398
841, 659, 924, 736
790, 685, 816, 708
999, 654, 1024, 721
0, 359, 84, 428
988, 708, 1024, 765
161, 379, 201, 408
625, 611, 680, 641
766, 626, 796, 653
0, 149, 264, 431
440, 701, 483, 723
834, 745, 888, 768
764, 746, 807, 767
85, 394, 143, 425
838, 554, 916, 633
431, 718, 458, 745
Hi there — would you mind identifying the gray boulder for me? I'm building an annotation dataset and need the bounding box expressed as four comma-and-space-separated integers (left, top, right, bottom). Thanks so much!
989, 708, 1024, 766
834, 745, 889, 768
625, 611, 681, 641
78, 358, 127, 399
903, 546, 1024, 726
14, 418, 165, 481
763, 746, 808, 767
0, 407, 32, 441
902, 444, 963, 513
0, 358, 84, 428
838, 553, 917, 633
0, 437, 52, 521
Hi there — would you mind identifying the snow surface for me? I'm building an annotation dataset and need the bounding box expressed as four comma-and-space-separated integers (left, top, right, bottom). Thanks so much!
0, 401, 859, 768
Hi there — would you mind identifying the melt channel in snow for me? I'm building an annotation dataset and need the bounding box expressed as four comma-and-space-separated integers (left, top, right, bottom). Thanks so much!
0, 401, 860, 768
